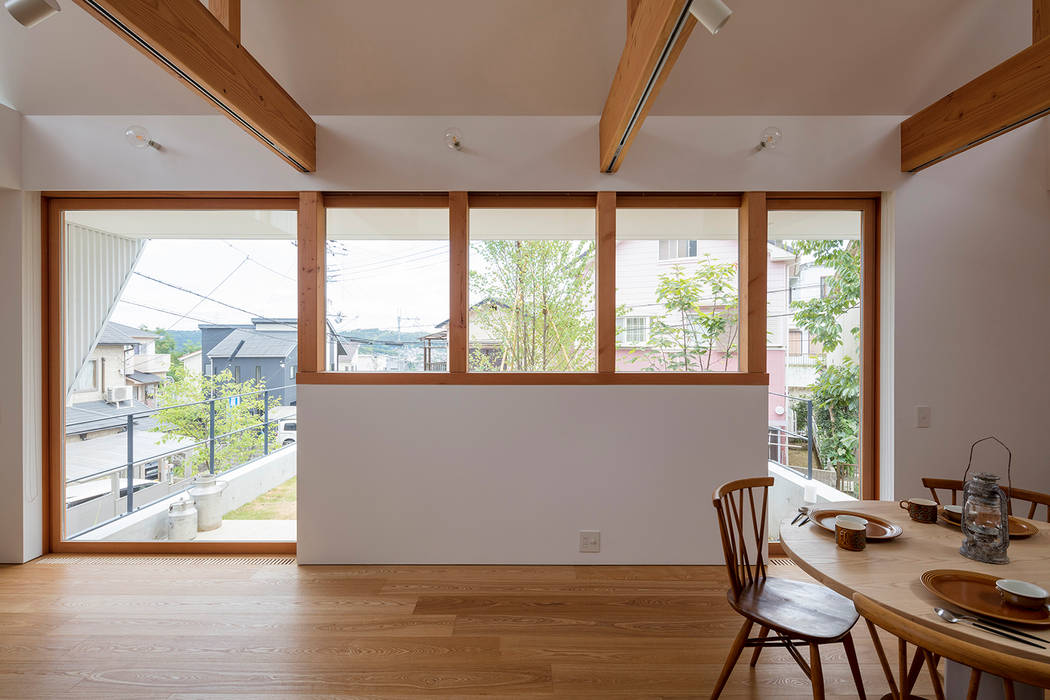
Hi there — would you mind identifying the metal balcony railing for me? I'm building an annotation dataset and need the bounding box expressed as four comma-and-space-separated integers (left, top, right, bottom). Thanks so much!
64, 384, 295, 537
768, 391, 815, 480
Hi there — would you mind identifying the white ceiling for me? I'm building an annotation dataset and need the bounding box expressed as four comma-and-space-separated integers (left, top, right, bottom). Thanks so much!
0, 0, 1031, 116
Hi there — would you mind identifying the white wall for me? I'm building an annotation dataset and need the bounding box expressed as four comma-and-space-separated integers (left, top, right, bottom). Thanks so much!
298, 384, 766, 564
5, 111, 1049, 562
0, 104, 19, 189
892, 119, 1050, 499
21, 115, 905, 192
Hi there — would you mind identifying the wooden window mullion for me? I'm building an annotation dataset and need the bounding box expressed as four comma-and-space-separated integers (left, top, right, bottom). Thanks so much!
596, 191, 616, 373
449, 192, 469, 373
297, 192, 325, 373
738, 192, 767, 375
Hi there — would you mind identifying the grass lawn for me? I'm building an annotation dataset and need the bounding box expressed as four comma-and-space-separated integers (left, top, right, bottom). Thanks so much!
224, 476, 296, 520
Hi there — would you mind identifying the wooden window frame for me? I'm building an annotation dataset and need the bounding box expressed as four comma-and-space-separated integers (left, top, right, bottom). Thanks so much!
42, 193, 298, 553
41, 190, 880, 554
766, 194, 881, 501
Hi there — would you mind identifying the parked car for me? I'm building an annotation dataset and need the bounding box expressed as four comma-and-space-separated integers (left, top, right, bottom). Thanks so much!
277, 419, 296, 446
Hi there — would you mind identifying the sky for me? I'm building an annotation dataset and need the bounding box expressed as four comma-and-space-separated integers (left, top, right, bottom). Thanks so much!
110, 238, 451, 335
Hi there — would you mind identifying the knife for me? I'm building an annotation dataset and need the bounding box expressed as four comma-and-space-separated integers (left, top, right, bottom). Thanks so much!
971, 621, 1046, 649
971, 615, 1050, 644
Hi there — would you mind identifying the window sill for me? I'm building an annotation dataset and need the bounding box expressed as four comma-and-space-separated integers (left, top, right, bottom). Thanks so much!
296, 372, 769, 386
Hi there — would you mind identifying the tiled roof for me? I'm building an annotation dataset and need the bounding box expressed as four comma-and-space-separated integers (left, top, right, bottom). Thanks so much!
98, 322, 159, 345
126, 372, 164, 384
66, 399, 150, 435
207, 329, 296, 359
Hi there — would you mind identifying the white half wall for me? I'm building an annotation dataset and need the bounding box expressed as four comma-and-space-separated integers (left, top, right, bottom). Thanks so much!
297, 384, 766, 564
893, 119, 1050, 499
0, 104, 19, 189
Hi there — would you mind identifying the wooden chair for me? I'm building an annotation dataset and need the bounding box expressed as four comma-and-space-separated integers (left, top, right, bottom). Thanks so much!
711, 477, 866, 700
854, 592, 1050, 700
922, 477, 1050, 521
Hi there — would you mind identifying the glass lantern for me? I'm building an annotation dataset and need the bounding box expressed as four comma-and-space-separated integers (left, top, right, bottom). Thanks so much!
960, 472, 1009, 564
959, 436, 1012, 565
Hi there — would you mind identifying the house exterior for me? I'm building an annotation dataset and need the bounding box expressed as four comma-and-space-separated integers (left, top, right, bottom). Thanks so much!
69, 322, 170, 408
201, 319, 299, 405
178, 349, 202, 376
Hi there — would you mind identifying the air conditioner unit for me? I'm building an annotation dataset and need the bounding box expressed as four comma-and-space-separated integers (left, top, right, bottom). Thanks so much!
106, 385, 133, 405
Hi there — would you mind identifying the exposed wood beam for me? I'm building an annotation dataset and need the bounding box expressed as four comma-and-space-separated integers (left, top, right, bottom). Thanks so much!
73, 0, 315, 172
208, 0, 240, 44
627, 0, 642, 35
1036, 0, 1050, 43
599, 0, 696, 172
900, 36, 1050, 172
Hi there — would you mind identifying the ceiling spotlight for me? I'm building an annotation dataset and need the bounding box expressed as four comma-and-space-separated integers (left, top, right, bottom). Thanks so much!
124, 125, 161, 151
4, 0, 60, 27
444, 127, 463, 151
759, 126, 781, 151
688, 0, 731, 35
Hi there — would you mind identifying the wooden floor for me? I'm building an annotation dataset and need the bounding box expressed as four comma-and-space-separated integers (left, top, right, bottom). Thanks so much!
0, 556, 946, 698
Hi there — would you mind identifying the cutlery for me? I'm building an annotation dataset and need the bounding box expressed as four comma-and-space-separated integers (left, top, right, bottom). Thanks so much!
934, 608, 1050, 644
934, 607, 1046, 649
798, 517, 810, 526
790, 507, 809, 525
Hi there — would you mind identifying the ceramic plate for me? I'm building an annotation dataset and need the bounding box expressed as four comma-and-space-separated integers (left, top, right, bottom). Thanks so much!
921, 569, 1050, 626
808, 508, 903, 541
937, 511, 1038, 539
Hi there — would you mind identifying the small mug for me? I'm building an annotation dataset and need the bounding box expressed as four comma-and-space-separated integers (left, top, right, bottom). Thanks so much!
899, 497, 938, 523
836, 518, 867, 551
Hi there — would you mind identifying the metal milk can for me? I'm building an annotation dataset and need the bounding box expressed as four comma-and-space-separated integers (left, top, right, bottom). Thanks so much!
187, 473, 228, 532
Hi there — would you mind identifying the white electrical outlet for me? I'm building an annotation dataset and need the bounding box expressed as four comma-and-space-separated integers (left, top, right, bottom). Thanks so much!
916, 405, 931, 429
579, 530, 600, 553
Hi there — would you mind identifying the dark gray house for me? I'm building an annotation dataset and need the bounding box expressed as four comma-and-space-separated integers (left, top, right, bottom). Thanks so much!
201, 319, 298, 405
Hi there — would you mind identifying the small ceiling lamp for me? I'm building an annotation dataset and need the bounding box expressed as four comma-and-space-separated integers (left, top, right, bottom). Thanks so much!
444, 127, 463, 151
124, 125, 162, 151
4, 0, 60, 27
759, 126, 782, 151
688, 0, 731, 35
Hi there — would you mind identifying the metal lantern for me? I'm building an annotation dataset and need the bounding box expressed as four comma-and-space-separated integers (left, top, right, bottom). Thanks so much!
959, 436, 1012, 565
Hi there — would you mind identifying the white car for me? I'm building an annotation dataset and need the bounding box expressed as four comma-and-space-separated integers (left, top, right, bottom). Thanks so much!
276, 419, 296, 446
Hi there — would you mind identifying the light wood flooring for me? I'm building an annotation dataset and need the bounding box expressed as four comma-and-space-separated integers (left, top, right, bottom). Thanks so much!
0, 556, 955, 698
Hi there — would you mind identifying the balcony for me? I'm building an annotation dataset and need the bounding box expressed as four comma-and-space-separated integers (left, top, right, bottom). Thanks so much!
65, 384, 296, 542
127, 353, 171, 374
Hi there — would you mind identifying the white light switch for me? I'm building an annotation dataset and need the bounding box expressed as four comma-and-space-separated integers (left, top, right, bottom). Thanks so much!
916, 406, 931, 429
579, 531, 600, 553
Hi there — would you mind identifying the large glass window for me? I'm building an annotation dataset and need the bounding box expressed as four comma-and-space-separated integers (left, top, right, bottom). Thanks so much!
615, 208, 740, 372
467, 208, 596, 372
61, 208, 298, 543
325, 208, 450, 372
766, 208, 865, 539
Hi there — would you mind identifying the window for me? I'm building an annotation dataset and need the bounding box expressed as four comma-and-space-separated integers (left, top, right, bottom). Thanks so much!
617, 316, 649, 346
658, 239, 698, 260
617, 208, 740, 372
289, 365, 296, 379
788, 277, 801, 303
468, 207, 596, 372
74, 360, 97, 392
59, 206, 298, 545
808, 336, 824, 356
820, 275, 832, 298
788, 329, 803, 355
325, 207, 449, 372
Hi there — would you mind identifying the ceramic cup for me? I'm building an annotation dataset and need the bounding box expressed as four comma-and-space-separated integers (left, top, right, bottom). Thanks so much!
835, 515, 867, 551
996, 579, 1049, 610
899, 497, 938, 523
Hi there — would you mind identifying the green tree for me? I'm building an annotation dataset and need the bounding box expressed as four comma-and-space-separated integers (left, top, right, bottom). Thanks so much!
625, 257, 739, 371
151, 367, 278, 478
469, 240, 595, 372
789, 239, 862, 493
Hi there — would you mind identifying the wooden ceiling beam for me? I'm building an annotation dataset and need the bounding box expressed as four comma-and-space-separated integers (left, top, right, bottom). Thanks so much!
599, 0, 696, 173
902, 1, 1050, 173
74, 0, 315, 172
1036, 0, 1050, 42
208, 0, 240, 45
900, 36, 1050, 172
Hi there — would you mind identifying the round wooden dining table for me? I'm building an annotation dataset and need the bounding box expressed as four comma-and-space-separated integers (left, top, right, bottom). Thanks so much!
780, 500, 1050, 697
